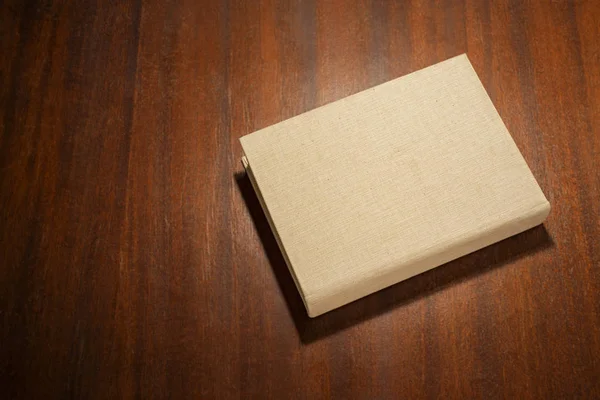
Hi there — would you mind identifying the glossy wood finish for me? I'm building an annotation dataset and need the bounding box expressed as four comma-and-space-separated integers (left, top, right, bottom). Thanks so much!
2, 1, 599, 398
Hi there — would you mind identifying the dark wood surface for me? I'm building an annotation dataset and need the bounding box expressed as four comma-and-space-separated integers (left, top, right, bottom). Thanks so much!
2, 0, 599, 398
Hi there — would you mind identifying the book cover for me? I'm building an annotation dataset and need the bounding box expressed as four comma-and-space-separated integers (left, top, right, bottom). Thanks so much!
240, 54, 550, 317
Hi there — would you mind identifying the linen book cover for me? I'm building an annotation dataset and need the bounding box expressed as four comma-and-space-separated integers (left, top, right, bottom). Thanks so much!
240, 54, 550, 317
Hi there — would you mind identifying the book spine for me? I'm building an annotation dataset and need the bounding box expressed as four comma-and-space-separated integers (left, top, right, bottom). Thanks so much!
312, 202, 551, 317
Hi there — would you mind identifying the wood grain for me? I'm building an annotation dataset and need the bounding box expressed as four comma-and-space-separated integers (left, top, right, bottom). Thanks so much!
1, 0, 599, 398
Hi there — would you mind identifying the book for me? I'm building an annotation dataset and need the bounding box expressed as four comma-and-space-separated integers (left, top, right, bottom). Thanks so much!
240, 54, 550, 317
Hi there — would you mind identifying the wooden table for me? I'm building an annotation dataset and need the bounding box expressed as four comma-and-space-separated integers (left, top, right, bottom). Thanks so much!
2, 1, 599, 398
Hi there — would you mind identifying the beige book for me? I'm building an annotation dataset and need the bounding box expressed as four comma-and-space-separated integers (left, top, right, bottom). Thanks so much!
240, 54, 550, 317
